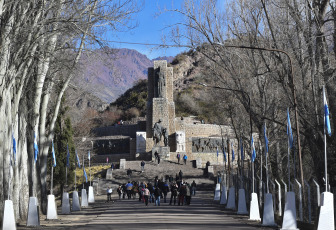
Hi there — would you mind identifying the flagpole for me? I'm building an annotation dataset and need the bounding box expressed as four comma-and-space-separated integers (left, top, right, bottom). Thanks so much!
66, 164, 68, 187
83, 155, 85, 190
288, 137, 290, 191
51, 163, 54, 195
266, 146, 269, 194
323, 86, 328, 192
75, 166, 77, 191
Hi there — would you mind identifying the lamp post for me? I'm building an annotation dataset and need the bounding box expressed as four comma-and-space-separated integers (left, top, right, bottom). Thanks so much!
212, 42, 304, 192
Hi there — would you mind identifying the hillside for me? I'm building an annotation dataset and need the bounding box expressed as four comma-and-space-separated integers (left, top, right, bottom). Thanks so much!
73, 48, 174, 103
108, 48, 228, 125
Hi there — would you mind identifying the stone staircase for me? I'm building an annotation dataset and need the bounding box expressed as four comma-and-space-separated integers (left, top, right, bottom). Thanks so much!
97, 159, 216, 194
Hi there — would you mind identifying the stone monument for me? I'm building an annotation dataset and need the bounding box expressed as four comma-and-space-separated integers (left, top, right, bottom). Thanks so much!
147, 61, 175, 160
136, 132, 146, 154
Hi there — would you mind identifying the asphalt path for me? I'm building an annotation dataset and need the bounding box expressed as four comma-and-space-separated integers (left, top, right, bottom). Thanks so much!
17, 191, 276, 230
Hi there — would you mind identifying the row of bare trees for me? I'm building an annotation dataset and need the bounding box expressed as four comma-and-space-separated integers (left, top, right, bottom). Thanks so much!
168, 0, 336, 189
0, 0, 139, 221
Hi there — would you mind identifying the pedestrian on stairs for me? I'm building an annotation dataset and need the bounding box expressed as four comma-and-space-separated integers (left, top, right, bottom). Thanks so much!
141, 160, 145, 172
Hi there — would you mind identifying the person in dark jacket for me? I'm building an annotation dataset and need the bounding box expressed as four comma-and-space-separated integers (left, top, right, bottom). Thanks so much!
154, 186, 162, 206
178, 183, 187, 206
179, 170, 183, 180
191, 180, 197, 196
185, 182, 192, 205
169, 182, 178, 205
162, 181, 169, 203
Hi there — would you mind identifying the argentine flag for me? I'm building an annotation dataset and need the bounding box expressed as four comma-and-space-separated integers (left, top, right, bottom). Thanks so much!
264, 122, 269, 155
76, 150, 81, 168
83, 167, 88, 183
223, 146, 227, 162
231, 143, 235, 161
13, 133, 16, 165
66, 144, 70, 168
52, 140, 56, 167
323, 87, 332, 136
34, 132, 39, 162
251, 136, 256, 162
287, 108, 294, 148
216, 146, 219, 158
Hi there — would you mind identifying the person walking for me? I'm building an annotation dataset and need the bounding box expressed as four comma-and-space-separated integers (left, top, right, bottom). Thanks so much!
125, 181, 133, 199
154, 186, 162, 206
183, 154, 188, 165
141, 160, 145, 172
157, 155, 161, 165
162, 181, 169, 203
117, 185, 122, 199
127, 168, 132, 179
179, 170, 183, 181
185, 182, 191, 205
106, 187, 112, 202
177, 153, 181, 164
143, 186, 150, 206
178, 183, 187, 206
169, 182, 178, 205
191, 180, 197, 196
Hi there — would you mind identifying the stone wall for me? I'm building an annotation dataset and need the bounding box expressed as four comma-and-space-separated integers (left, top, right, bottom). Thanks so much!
94, 124, 145, 138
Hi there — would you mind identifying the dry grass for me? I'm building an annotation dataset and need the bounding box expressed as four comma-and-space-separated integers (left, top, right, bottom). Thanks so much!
75, 165, 110, 186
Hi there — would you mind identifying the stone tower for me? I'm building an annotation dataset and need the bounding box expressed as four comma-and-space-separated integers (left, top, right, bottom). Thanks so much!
146, 61, 176, 157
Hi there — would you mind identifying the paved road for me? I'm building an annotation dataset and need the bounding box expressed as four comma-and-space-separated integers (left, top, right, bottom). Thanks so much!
17, 191, 276, 230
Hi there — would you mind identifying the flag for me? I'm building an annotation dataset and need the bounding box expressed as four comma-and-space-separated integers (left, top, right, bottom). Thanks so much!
323, 87, 332, 136
76, 150, 81, 168
88, 150, 90, 160
231, 142, 235, 161
240, 138, 244, 161
251, 136, 256, 162
12, 133, 16, 164
83, 167, 88, 183
223, 146, 227, 162
216, 147, 219, 158
66, 144, 70, 168
264, 122, 269, 155
52, 140, 56, 167
287, 108, 294, 148
34, 132, 38, 162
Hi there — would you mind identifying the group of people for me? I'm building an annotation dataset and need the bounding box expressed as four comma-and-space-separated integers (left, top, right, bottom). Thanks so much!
176, 153, 188, 165
115, 177, 197, 206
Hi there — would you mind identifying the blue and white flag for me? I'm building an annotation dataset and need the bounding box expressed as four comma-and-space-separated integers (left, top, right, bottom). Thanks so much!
264, 122, 269, 155
216, 147, 219, 158
251, 136, 256, 162
88, 150, 90, 161
240, 138, 244, 161
52, 140, 56, 167
323, 87, 332, 136
76, 150, 81, 168
287, 108, 294, 148
83, 167, 88, 183
34, 132, 39, 162
66, 144, 70, 168
223, 146, 227, 162
231, 143, 235, 161
12, 133, 16, 165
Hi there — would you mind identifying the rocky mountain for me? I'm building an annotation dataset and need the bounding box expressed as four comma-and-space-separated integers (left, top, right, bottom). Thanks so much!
73, 48, 174, 104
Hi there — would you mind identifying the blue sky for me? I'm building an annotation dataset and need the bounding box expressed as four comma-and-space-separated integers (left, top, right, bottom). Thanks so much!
107, 0, 188, 59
